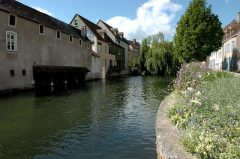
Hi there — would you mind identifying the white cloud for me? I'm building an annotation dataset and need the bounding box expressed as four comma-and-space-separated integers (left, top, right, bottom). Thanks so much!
33, 6, 54, 16
106, 0, 182, 42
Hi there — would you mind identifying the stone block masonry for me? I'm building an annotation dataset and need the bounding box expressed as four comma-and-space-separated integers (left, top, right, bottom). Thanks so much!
156, 93, 194, 159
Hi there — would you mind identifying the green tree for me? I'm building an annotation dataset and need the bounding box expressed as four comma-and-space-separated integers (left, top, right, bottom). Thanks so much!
139, 32, 177, 75
139, 32, 165, 71
146, 41, 176, 75
147, 32, 165, 44
174, 0, 224, 63
138, 38, 149, 72
129, 52, 138, 69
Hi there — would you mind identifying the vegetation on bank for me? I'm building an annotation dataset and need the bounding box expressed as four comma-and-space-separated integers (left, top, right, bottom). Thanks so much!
137, 0, 237, 158
168, 62, 240, 158
136, 0, 238, 158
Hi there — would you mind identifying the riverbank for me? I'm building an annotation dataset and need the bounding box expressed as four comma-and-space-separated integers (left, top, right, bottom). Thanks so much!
159, 62, 240, 159
156, 92, 193, 159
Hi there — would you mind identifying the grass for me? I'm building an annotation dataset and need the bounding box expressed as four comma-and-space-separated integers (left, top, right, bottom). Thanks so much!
169, 63, 240, 159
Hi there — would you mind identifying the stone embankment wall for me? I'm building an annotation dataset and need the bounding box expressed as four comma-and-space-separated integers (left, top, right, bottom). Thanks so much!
156, 93, 194, 159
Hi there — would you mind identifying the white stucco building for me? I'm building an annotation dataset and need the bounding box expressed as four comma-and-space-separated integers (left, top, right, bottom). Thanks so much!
70, 14, 116, 79
209, 12, 240, 71
97, 20, 129, 74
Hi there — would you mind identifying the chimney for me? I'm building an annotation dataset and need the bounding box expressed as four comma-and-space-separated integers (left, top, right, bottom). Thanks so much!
133, 39, 136, 44
111, 28, 118, 35
119, 32, 124, 38
237, 12, 240, 23
97, 29, 106, 39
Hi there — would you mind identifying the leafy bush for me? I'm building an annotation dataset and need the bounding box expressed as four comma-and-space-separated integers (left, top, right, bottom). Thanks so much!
169, 66, 240, 159
175, 62, 209, 90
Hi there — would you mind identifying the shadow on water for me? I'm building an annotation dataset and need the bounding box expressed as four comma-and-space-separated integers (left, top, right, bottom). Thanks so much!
0, 76, 174, 159
34, 82, 87, 97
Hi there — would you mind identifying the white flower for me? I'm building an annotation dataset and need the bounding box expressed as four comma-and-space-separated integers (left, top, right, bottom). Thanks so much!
187, 87, 194, 92
181, 90, 186, 95
213, 104, 219, 111
195, 91, 201, 96
190, 99, 201, 106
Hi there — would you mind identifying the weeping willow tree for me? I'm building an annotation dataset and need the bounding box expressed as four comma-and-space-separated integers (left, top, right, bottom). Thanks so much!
146, 41, 176, 75
139, 32, 177, 75
138, 38, 150, 72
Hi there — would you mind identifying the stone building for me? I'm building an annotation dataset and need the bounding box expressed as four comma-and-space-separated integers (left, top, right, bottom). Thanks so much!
0, 0, 92, 91
209, 12, 240, 71
128, 39, 140, 69
70, 14, 116, 79
97, 20, 129, 74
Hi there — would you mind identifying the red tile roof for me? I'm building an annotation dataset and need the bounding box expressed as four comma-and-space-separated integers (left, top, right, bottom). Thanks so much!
128, 40, 140, 50
223, 19, 240, 41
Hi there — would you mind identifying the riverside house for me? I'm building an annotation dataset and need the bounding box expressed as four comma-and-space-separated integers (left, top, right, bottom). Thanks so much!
70, 14, 116, 79
128, 39, 140, 67
0, 0, 93, 92
209, 12, 240, 71
97, 20, 129, 74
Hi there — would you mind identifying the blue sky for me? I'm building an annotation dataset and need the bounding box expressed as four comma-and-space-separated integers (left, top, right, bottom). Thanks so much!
18, 0, 240, 41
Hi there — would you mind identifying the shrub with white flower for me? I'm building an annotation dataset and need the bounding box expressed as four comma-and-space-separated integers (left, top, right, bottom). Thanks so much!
168, 62, 240, 159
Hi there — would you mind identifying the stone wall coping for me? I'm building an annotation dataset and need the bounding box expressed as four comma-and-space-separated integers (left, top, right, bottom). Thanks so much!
156, 92, 194, 159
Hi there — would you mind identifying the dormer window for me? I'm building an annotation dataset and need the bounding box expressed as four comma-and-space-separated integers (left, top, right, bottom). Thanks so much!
116, 38, 120, 45
87, 42, 91, 49
74, 20, 78, 27
9, 14, 16, 27
69, 35, 73, 43
56, 31, 61, 39
39, 25, 44, 34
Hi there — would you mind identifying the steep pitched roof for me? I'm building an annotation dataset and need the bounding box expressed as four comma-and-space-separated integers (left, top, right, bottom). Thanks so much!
224, 20, 240, 31
122, 37, 130, 44
99, 20, 113, 32
98, 20, 129, 44
73, 14, 107, 42
128, 40, 140, 50
223, 19, 240, 41
0, 0, 87, 40
104, 33, 124, 49
99, 20, 120, 38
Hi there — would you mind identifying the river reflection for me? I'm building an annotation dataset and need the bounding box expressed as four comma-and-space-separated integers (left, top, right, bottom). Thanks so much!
0, 76, 173, 159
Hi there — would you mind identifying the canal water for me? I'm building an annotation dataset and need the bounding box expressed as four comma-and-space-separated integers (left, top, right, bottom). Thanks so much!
0, 76, 173, 159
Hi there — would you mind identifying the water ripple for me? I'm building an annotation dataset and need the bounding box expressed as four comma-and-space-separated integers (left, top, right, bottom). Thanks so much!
0, 76, 174, 159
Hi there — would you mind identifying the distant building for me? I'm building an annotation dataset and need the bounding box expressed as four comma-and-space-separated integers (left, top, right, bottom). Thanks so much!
209, 12, 240, 71
97, 20, 129, 74
70, 14, 116, 79
209, 48, 223, 70
128, 39, 140, 69
0, 1, 92, 91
